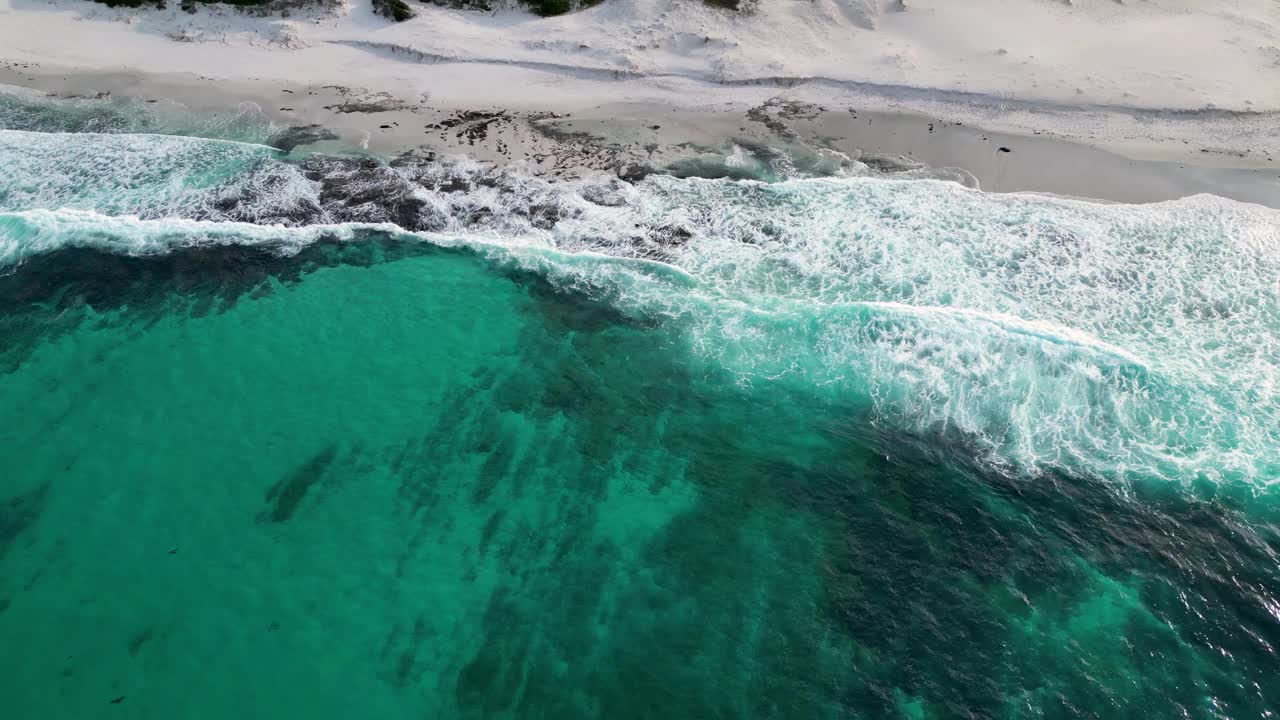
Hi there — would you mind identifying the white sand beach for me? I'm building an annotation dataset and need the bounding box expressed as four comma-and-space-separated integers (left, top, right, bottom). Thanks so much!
5, 6, 1280, 719
1, 0, 1278, 203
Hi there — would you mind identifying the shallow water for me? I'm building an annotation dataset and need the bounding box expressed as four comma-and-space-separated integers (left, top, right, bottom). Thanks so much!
1, 87, 1279, 719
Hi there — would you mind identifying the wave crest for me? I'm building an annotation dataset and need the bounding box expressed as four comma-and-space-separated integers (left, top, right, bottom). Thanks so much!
2, 126, 1278, 487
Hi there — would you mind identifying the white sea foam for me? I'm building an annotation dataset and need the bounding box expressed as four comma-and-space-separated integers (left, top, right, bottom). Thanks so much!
0, 208, 350, 265
2, 131, 1278, 487
0, 129, 315, 220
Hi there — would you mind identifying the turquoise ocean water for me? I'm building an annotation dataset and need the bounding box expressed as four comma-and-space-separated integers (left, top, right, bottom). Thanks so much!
2, 88, 1279, 718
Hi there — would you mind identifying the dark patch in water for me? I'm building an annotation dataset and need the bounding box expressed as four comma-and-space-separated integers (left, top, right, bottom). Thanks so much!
473, 426, 519, 504
267, 124, 339, 152
301, 155, 443, 231
616, 162, 655, 182
665, 153, 767, 182
580, 180, 628, 206
260, 445, 338, 523
763, 421, 1280, 718
389, 438, 441, 513
0, 235, 456, 373
651, 224, 692, 248
195, 148, 594, 233
0, 482, 50, 560
127, 627, 155, 657
479, 510, 506, 553
454, 590, 527, 713
380, 616, 431, 687
512, 269, 646, 334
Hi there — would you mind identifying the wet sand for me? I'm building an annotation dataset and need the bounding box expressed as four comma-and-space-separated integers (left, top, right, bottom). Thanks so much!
3, 62, 1278, 208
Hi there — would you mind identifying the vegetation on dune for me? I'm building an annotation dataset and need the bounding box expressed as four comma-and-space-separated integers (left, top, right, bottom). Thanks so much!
523, 0, 572, 15
373, 0, 416, 20
420, 0, 493, 11
87, 0, 343, 10
88, 0, 166, 7
84, 0, 745, 20
421, 0, 603, 17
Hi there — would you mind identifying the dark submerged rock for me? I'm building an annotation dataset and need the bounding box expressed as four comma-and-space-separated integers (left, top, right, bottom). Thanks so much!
268, 124, 339, 152
259, 444, 339, 523
300, 155, 444, 231
0, 482, 51, 560
581, 181, 628, 206
617, 163, 655, 183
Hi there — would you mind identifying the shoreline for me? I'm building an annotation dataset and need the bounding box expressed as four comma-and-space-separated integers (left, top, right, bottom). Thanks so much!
4, 62, 1279, 208
2, 0, 1279, 163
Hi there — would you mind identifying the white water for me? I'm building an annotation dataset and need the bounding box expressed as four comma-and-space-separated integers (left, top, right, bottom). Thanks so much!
2, 127, 1278, 488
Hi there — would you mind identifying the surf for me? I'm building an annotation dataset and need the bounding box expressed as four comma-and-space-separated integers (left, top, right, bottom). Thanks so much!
2, 118, 1279, 488
2, 194, 1276, 489
4, 85, 1280, 720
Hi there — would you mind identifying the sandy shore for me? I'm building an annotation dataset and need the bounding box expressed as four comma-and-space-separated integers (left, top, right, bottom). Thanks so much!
3, 0, 1280, 160
3, 0, 1279, 206
4, 60, 1278, 208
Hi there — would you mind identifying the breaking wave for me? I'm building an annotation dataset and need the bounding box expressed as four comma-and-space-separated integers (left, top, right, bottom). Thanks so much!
2, 119, 1278, 488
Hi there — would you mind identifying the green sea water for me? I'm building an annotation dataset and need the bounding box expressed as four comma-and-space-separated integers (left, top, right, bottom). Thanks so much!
1, 88, 1279, 719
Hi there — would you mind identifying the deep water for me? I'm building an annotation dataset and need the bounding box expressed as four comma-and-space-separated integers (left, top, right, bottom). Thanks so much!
2, 86, 1279, 719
